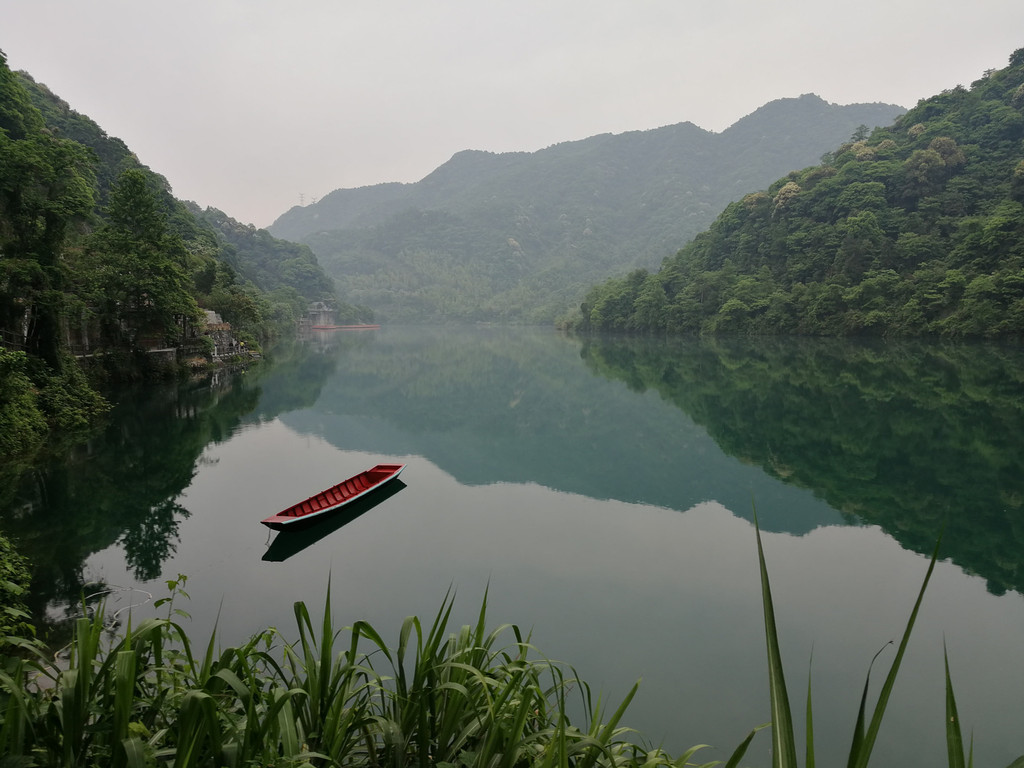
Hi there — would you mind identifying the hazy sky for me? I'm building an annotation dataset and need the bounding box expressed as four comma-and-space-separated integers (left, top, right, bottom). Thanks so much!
4, 2, 1023, 227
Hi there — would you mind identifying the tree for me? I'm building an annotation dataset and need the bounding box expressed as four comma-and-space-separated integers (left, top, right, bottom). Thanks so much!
631, 273, 668, 330
0, 122, 95, 367
78, 169, 200, 347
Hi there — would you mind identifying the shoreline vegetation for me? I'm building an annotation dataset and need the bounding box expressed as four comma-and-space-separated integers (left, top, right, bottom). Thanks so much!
1, 49, 366, 459
2, 527, 1020, 767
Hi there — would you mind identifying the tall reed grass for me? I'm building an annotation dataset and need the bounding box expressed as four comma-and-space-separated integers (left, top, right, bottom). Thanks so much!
0, 579, 734, 768
2, 524, 1022, 767
752, 517, 1023, 768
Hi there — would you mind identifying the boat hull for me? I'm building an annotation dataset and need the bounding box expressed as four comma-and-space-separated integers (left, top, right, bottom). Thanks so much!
260, 463, 405, 530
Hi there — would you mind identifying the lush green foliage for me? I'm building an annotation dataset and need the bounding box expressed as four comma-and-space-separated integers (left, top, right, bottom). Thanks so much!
0, 53, 111, 453
0, 529, 33, 644
191, 206, 334, 302
13, 67, 339, 347
0, 584, 703, 768
0, 62, 95, 369
74, 169, 203, 348
1, 55, 342, 456
574, 49, 1024, 337
269, 97, 903, 323
189, 204, 369, 330
0, 349, 47, 455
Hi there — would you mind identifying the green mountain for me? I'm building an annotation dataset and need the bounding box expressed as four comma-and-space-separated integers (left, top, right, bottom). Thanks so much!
268, 96, 904, 323
185, 204, 371, 325
575, 48, 1024, 337
1, 53, 340, 455
15, 69, 338, 324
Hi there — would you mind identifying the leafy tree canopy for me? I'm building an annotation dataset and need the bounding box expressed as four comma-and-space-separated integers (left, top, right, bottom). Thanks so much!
0, 55, 341, 455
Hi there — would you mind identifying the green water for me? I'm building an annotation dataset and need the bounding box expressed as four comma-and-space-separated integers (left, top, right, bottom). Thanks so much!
3, 327, 1023, 767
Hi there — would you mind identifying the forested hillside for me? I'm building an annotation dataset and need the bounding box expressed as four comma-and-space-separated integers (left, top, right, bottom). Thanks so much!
16, 70, 339, 333
270, 96, 904, 323
0, 52, 339, 455
186, 205, 371, 325
575, 49, 1024, 337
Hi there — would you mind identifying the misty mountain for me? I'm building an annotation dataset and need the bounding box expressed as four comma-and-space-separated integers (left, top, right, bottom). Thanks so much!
269, 95, 904, 322
574, 47, 1024, 338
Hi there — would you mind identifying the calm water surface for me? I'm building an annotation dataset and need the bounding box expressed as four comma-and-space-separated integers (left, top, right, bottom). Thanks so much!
3, 327, 1024, 767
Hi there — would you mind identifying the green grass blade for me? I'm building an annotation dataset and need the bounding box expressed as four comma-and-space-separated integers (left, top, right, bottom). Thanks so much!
121, 736, 149, 768
671, 743, 713, 768
945, 642, 966, 768
848, 533, 942, 768
753, 509, 798, 768
724, 723, 769, 768
805, 652, 815, 768
574, 680, 639, 768
845, 650, 879, 768
112, 649, 137, 767
274, 689, 302, 757
0, 667, 35, 759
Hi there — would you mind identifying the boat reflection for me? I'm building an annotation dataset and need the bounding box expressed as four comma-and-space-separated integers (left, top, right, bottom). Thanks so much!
262, 479, 407, 562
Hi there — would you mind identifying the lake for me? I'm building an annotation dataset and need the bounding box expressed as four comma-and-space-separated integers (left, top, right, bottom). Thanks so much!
3, 326, 1024, 767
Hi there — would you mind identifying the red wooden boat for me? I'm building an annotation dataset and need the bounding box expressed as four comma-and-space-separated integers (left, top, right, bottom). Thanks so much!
260, 463, 405, 530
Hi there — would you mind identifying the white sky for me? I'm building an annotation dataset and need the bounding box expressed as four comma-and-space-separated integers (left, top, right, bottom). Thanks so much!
4, 2, 1023, 228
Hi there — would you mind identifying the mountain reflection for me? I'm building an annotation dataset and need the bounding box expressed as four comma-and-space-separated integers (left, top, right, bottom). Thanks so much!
280, 327, 1024, 596
281, 327, 846, 535
580, 335, 1024, 596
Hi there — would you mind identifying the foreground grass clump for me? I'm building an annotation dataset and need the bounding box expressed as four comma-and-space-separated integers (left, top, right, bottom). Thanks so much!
0, 582, 733, 768
752, 518, 1024, 768
5, 525, 1021, 768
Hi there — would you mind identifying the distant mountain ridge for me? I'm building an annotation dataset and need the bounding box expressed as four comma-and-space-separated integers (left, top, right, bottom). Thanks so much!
269, 95, 905, 323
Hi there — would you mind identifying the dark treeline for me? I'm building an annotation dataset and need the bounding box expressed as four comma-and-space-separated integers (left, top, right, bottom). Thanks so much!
573, 49, 1024, 337
0, 51, 346, 455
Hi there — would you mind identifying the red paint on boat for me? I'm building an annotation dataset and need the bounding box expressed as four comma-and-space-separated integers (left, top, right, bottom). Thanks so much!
260, 463, 405, 530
